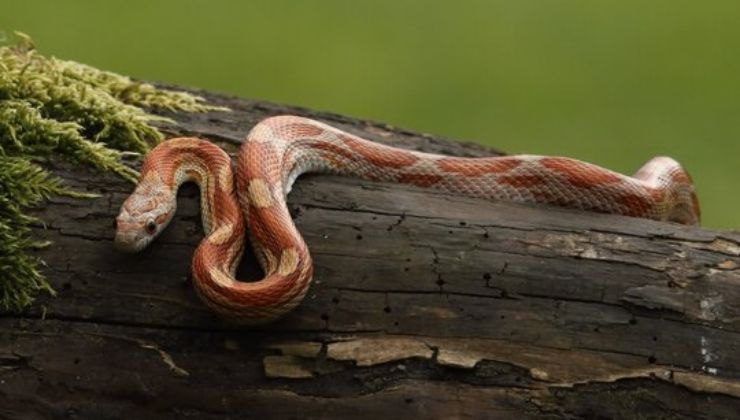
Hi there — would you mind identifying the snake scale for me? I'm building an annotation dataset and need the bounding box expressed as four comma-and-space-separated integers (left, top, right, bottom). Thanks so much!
114, 115, 700, 323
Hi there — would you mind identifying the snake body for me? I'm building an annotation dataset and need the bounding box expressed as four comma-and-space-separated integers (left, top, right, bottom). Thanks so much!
115, 115, 700, 323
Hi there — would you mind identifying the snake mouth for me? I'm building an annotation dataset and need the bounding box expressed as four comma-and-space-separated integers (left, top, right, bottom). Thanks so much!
114, 231, 147, 253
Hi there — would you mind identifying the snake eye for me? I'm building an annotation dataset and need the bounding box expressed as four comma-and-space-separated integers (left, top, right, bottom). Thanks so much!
112, 218, 118, 230
145, 220, 157, 235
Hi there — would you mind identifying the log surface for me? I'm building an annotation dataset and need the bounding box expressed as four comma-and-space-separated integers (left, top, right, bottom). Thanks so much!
2, 90, 740, 419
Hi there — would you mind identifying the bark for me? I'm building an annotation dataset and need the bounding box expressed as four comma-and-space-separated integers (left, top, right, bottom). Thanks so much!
2, 88, 740, 419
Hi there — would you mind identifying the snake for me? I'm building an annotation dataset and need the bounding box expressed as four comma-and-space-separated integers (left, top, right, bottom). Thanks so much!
114, 115, 700, 324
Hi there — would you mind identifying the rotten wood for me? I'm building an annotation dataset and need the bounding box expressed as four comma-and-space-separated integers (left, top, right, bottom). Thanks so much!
1, 89, 740, 419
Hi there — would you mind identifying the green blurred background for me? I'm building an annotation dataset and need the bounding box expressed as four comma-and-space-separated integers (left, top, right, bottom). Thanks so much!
3, 1, 738, 228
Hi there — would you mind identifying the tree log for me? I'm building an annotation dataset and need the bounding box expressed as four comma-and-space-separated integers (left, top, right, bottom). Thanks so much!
2, 89, 740, 419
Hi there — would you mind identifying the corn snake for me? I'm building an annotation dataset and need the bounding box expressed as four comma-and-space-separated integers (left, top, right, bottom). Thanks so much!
114, 115, 700, 323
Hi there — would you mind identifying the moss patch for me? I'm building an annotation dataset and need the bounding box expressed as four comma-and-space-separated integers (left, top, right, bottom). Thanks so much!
0, 32, 226, 311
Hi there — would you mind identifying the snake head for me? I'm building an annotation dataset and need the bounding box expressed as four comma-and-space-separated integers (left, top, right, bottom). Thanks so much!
114, 172, 176, 253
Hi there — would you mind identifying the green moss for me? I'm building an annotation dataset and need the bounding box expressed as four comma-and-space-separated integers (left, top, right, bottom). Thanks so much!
0, 32, 228, 311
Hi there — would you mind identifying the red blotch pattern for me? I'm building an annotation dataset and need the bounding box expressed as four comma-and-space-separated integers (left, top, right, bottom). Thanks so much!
540, 158, 622, 188
310, 141, 357, 162
616, 193, 651, 217
437, 157, 521, 177
341, 134, 419, 169
271, 121, 325, 138
497, 174, 547, 189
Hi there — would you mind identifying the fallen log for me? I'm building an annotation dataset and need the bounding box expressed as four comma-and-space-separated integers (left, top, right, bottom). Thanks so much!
2, 88, 739, 419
